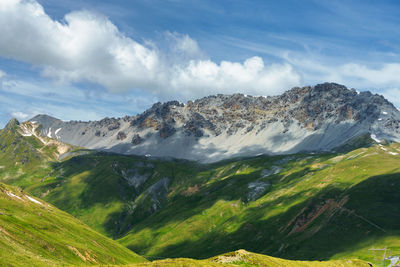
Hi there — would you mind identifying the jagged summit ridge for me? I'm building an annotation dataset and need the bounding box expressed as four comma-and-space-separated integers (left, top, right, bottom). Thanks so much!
26, 83, 400, 162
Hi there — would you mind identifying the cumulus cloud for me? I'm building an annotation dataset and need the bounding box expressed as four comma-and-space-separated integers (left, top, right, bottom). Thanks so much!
169, 58, 300, 98
10, 111, 31, 120
0, 0, 301, 100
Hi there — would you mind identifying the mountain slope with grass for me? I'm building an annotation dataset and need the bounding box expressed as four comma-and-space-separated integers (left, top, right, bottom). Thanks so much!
118, 141, 400, 264
0, 182, 146, 266
121, 249, 370, 266
1, 117, 399, 266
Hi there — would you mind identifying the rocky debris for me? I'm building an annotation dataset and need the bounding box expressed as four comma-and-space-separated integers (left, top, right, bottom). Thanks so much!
247, 181, 271, 201
261, 166, 282, 177
121, 169, 151, 190
131, 134, 143, 146
147, 177, 170, 213
159, 123, 176, 139
107, 121, 120, 131
116, 131, 127, 140
92, 117, 121, 130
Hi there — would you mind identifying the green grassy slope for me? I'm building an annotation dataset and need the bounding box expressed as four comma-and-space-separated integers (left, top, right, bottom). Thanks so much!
1, 119, 399, 265
120, 249, 370, 266
0, 182, 146, 266
118, 143, 400, 264
0, 119, 76, 189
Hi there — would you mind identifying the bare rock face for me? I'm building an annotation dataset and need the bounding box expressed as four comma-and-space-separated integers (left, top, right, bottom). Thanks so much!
131, 134, 143, 146
117, 131, 127, 140
28, 83, 400, 162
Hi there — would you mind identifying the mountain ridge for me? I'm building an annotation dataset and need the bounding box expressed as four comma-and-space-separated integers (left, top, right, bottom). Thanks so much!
26, 83, 400, 162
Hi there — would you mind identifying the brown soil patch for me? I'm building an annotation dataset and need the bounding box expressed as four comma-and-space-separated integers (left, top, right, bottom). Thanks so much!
181, 184, 200, 196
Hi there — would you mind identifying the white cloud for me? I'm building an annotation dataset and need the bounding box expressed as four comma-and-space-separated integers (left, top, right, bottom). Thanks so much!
338, 63, 400, 87
0, 0, 301, 100
169, 58, 300, 99
0, 70, 5, 79
10, 111, 31, 120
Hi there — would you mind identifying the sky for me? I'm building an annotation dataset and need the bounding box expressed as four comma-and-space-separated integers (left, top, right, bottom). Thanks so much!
1, 0, 400, 127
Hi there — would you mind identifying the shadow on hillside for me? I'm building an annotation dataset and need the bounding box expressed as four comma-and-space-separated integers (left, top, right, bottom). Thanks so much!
127, 172, 400, 261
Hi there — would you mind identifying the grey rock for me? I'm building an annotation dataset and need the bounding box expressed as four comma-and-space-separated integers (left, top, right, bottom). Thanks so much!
27, 83, 400, 163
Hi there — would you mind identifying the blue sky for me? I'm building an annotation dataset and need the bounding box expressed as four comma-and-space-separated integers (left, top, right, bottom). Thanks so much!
1, 0, 400, 127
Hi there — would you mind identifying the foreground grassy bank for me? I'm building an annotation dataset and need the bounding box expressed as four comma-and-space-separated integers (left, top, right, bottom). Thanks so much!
0, 183, 146, 266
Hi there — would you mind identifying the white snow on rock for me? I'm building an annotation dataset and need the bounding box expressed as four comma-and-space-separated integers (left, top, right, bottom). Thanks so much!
47, 127, 52, 138
6, 191, 22, 200
388, 151, 399, 156
378, 118, 383, 121
382, 111, 388, 115
370, 134, 381, 143
26, 195, 42, 205
55, 128, 62, 139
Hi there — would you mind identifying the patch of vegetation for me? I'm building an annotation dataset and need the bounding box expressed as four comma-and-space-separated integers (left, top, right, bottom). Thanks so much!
0, 183, 146, 266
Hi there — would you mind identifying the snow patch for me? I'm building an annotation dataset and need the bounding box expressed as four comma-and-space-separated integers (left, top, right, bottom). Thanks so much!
378, 118, 383, 121
55, 128, 62, 139
26, 195, 42, 205
388, 152, 399, 156
380, 146, 388, 151
6, 191, 22, 200
47, 127, 52, 138
370, 134, 381, 143
382, 111, 388, 115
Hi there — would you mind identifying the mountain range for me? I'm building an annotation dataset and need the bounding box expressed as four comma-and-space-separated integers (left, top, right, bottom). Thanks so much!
29, 83, 400, 162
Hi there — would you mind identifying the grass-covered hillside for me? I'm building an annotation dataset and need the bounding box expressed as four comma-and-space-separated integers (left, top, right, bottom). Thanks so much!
0, 183, 146, 266
1, 119, 399, 265
122, 249, 370, 266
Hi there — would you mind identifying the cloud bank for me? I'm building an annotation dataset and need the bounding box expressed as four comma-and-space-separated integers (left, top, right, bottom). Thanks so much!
0, 0, 301, 100
0, 0, 399, 128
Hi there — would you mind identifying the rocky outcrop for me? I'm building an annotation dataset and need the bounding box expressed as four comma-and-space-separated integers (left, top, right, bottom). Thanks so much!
117, 131, 127, 140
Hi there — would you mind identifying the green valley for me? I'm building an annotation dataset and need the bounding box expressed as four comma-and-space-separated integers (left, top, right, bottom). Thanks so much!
1, 119, 399, 266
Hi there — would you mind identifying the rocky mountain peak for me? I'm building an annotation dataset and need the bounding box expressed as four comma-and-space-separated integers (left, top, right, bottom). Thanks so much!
5, 118, 19, 130
23, 83, 400, 162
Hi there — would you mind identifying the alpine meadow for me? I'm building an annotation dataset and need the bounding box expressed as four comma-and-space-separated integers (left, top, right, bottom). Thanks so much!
1, 0, 400, 266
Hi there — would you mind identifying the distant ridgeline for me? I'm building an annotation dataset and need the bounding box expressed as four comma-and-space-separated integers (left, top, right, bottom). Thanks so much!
28, 83, 400, 162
